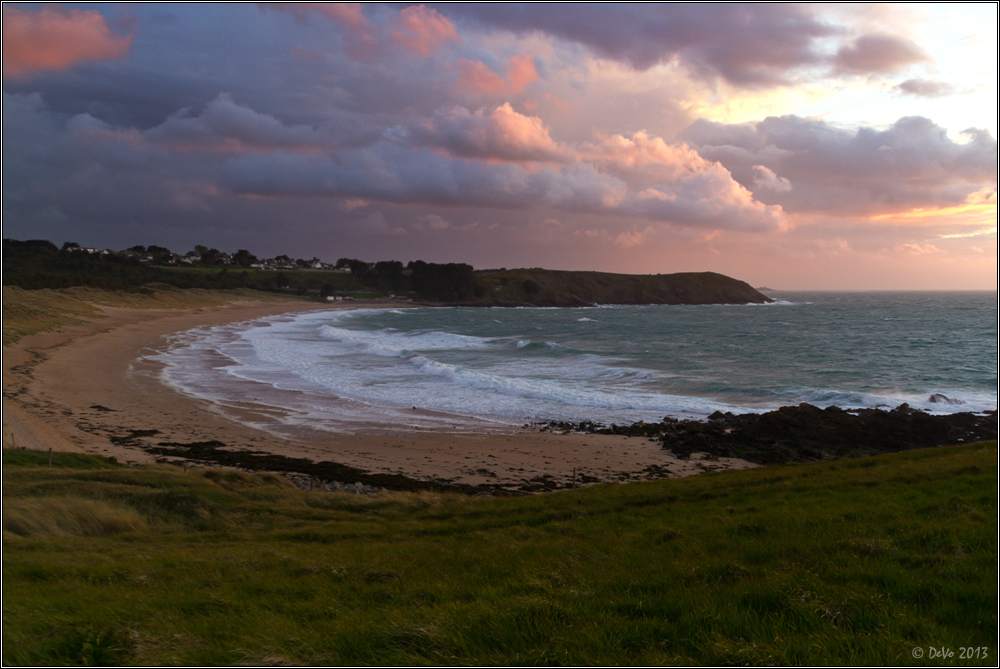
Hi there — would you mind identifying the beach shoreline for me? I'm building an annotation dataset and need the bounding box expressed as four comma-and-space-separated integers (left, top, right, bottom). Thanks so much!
3, 299, 757, 492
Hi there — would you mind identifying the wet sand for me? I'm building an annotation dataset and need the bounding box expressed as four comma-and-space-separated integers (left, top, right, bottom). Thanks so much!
3, 299, 757, 491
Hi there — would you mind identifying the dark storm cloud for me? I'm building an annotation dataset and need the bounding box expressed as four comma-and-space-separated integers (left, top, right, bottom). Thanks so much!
221, 135, 786, 232
145, 93, 382, 152
2, 65, 224, 129
222, 142, 622, 210
441, 3, 839, 86
1, 91, 237, 249
680, 115, 997, 216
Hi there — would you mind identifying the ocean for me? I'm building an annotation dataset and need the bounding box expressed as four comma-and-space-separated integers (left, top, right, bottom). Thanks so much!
150, 292, 998, 436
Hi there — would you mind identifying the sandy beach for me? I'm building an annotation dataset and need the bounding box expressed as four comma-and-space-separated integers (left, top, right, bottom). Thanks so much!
3, 299, 757, 491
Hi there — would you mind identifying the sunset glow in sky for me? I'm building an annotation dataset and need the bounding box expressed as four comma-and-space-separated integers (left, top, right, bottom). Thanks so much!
3, 3, 996, 289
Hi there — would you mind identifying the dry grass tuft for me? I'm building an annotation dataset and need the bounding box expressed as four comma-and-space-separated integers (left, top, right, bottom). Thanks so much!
2, 285, 308, 345
3, 496, 148, 537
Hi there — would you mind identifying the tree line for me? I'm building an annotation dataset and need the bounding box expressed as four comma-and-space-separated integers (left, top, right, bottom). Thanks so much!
334, 258, 482, 302
2, 239, 482, 302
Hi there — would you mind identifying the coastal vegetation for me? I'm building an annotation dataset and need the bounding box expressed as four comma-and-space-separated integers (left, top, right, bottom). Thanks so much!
1, 285, 310, 346
3, 238, 769, 308
472, 267, 769, 306
3, 442, 996, 666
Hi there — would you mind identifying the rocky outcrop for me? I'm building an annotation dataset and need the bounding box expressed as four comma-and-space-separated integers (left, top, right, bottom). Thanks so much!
539, 404, 997, 465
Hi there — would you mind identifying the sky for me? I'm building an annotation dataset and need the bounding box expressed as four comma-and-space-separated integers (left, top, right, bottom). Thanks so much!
2, 3, 997, 289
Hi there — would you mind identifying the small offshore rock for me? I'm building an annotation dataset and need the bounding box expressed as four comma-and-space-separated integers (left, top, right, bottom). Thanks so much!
929, 393, 962, 405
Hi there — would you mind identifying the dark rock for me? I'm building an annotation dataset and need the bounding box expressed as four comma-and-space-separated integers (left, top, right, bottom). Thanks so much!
540, 405, 996, 467
652, 405, 995, 465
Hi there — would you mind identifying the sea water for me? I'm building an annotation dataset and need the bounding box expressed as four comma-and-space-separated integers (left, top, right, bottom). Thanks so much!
151, 292, 998, 434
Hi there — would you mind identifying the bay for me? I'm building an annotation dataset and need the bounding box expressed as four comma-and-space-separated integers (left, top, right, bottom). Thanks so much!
152, 291, 998, 434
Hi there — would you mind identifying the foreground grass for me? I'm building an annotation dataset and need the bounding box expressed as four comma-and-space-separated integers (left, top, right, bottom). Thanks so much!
2, 285, 310, 345
3, 443, 996, 666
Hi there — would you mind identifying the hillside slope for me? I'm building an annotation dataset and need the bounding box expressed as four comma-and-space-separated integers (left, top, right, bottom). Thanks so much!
472, 269, 771, 306
3, 442, 995, 666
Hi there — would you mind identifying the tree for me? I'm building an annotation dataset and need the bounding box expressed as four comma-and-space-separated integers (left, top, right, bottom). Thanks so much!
408, 261, 479, 301
233, 249, 257, 267
200, 248, 221, 265
147, 245, 173, 262
373, 260, 406, 292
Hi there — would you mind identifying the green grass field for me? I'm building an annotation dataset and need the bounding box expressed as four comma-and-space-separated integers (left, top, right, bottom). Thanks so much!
3, 443, 996, 666
1, 285, 312, 345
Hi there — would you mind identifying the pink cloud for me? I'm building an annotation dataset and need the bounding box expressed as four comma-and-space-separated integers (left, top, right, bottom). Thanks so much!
579, 131, 714, 183
456, 58, 508, 96
897, 242, 945, 255
456, 54, 539, 97
390, 4, 460, 58
406, 103, 567, 162
2, 6, 132, 79
505, 53, 538, 93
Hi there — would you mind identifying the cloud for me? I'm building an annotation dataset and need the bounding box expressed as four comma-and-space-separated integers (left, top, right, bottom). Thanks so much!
833, 33, 928, 74
145, 93, 380, 152
752, 165, 792, 192
455, 54, 539, 97
613, 229, 648, 248
681, 115, 997, 217
578, 130, 714, 182
360, 211, 407, 236
222, 128, 786, 232
262, 2, 378, 60
264, 3, 461, 61
389, 4, 461, 58
402, 103, 567, 162
619, 163, 787, 232
505, 53, 539, 93
896, 78, 957, 98
2, 6, 132, 79
410, 214, 455, 232
456, 58, 507, 96
897, 242, 944, 255
222, 142, 624, 211
441, 4, 838, 86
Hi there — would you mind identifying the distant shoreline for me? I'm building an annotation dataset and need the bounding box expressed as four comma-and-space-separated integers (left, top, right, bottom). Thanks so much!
6, 293, 994, 494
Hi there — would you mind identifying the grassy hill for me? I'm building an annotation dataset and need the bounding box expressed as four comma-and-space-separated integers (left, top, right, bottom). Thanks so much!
2, 285, 313, 345
473, 269, 770, 306
3, 442, 995, 666
3, 238, 770, 307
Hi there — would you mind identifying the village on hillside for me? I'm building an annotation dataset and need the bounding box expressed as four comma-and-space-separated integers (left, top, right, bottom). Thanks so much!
61, 242, 349, 272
